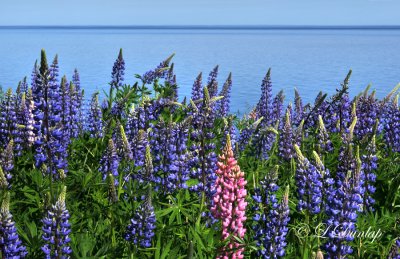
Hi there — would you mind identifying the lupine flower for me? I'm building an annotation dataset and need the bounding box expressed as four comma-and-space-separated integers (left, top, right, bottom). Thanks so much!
110, 48, 125, 89
271, 90, 285, 123
17, 92, 35, 148
294, 88, 304, 126
256, 68, 273, 122
0, 167, 9, 189
217, 73, 232, 117
323, 121, 363, 257
150, 119, 190, 193
0, 193, 27, 258
388, 239, 400, 259
0, 89, 18, 151
383, 95, 400, 152
251, 121, 279, 161
141, 54, 174, 85
125, 188, 156, 248
253, 166, 290, 259
68, 83, 80, 139
0, 140, 14, 185
211, 134, 247, 259
72, 69, 84, 134
99, 139, 119, 186
189, 87, 217, 198
278, 108, 294, 161
207, 65, 219, 98
355, 91, 379, 139
294, 145, 323, 214
312, 151, 334, 212
190, 72, 203, 109
361, 135, 377, 211
112, 122, 133, 160
221, 117, 237, 151
131, 130, 148, 173
87, 92, 103, 138
316, 115, 333, 154
41, 186, 72, 259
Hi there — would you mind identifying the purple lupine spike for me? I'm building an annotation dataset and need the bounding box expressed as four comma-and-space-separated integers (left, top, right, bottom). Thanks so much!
150, 118, 190, 193
0, 89, 18, 149
355, 91, 379, 139
251, 121, 279, 161
99, 139, 119, 186
125, 188, 156, 248
41, 186, 72, 258
316, 115, 333, 154
189, 87, 217, 199
383, 95, 400, 152
0, 193, 28, 258
323, 146, 363, 258
72, 69, 84, 134
59, 76, 71, 143
72, 68, 80, 91
30, 60, 39, 91
337, 117, 358, 183
388, 239, 400, 258
207, 65, 219, 98
294, 88, 304, 126
294, 145, 323, 214
256, 68, 273, 122
217, 73, 232, 117
110, 48, 125, 89
278, 108, 294, 161
252, 166, 290, 258
141, 54, 174, 85
17, 92, 35, 148
312, 151, 334, 212
221, 118, 237, 151
87, 92, 103, 138
191, 72, 203, 109
271, 90, 285, 124
132, 130, 148, 170
361, 135, 377, 211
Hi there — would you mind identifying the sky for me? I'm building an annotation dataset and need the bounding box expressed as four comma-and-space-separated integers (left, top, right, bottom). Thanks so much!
0, 0, 399, 26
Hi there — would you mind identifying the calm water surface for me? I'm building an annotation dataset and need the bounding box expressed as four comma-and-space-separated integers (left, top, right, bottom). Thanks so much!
0, 28, 399, 113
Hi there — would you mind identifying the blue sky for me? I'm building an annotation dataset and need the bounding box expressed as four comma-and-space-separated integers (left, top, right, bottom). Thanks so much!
0, 0, 399, 26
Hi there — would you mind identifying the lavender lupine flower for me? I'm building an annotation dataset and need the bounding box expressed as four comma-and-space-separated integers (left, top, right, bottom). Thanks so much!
41, 186, 72, 259
251, 121, 279, 161
189, 87, 217, 198
150, 119, 190, 193
217, 73, 232, 117
354, 91, 379, 139
125, 188, 156, 248
0, 89, 18, 150
383, 95, 400, 152
17, 92, 35, 148
125, 100, 158, 142
316, 115, 333, 154
207, 65, 219, 98
72, 69, 84, 134
131, 130, 148, 170
110, 48, 125, 89
59, 77, 71, 143
99, 139, 119, 186
30, 60, 39, 91
87, 92, 103, 138
141, 54, 174, 85
294, 88, 304, 126
253, 167, 290, 259
361, 135, 377, 211
312, 151, 334, 212
190, 72, 203, 108
294, 145, 323, 214
0, 193, 28, 258
271, 90, 285, 124
323, 121, 363, 258
278, 108, 294, 161
256, 68, 273, 122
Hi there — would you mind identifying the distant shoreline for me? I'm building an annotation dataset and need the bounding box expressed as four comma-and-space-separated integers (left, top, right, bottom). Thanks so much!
1, 25, 400, 30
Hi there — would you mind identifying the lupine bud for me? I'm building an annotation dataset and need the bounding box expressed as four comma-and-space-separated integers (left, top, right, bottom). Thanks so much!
99, 139, 119, 186
110, 48, 125, 89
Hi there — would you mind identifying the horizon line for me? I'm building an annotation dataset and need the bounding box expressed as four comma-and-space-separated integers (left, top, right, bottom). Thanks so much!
1, 25, 400, 30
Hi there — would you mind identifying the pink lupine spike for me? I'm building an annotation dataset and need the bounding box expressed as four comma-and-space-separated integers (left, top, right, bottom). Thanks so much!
210, 134, 247, 259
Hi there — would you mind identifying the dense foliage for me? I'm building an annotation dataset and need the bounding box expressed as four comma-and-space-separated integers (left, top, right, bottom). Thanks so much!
0, 49, 399, 258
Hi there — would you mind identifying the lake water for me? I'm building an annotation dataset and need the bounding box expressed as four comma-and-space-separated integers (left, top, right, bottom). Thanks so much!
0, 27, 399, 114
